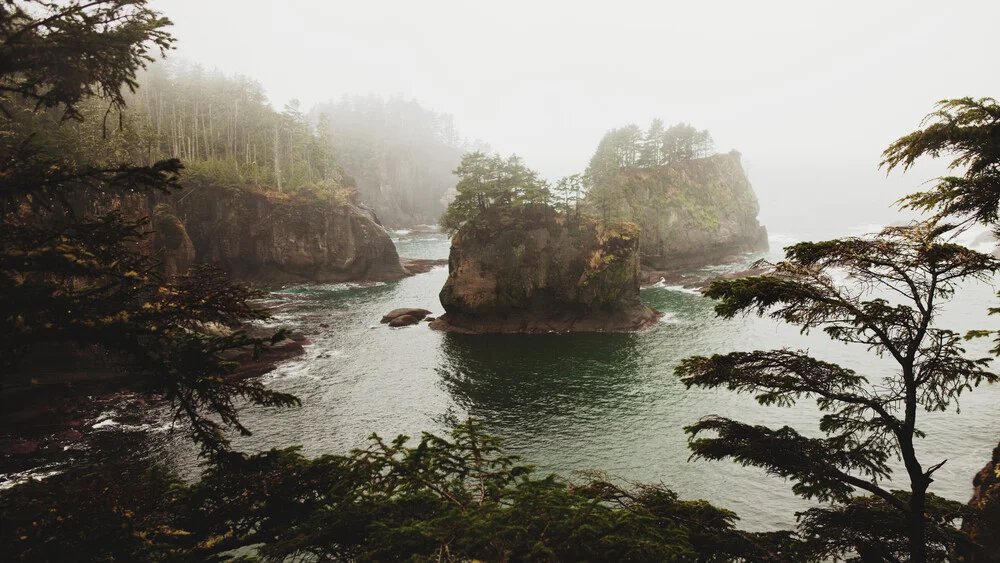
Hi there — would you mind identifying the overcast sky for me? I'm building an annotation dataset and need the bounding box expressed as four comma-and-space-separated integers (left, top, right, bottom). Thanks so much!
150, 0, 1000, 236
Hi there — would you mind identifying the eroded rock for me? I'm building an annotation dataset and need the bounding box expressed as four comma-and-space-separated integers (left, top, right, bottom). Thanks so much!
963, 441, 1000, 561
430, 206, 662, 333
387, 314, 421, 327
381, 308, 433, 324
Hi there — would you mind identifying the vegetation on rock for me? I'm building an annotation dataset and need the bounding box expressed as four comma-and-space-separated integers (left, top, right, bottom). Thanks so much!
441, 151, 552, 233
435, 153, 659, 333
581, 121, 767, 270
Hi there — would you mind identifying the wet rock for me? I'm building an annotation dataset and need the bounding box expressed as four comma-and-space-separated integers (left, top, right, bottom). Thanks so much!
400, 258, 449, 275
388, 314, 421, 327
431, 206, 662, 334
0, 438, 40, 455
381, 308, 432, 324
151, 203, 195, 276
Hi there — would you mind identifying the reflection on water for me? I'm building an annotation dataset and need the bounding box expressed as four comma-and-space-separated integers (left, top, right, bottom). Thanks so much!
159, 231, 1000, 533
438, 332, 645, 435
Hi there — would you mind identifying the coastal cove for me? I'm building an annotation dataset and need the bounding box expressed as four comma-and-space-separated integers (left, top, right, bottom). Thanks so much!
161, 228, 1000, 532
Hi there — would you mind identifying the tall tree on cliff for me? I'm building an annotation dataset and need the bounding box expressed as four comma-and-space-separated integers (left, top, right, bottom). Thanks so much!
661, 122, 714, 163
676, 220, 997, 562
639, 118, 666, 167
0, 0, 297, 453
441, 151, 550, 231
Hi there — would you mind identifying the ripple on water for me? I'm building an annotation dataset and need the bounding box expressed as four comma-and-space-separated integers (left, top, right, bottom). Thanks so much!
160, 233, 1000, 532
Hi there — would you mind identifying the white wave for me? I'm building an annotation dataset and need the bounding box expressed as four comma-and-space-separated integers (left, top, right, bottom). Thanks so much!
768, 232, 800, 246
0, 466, 63, 491
661, 284, 703, 296
659, 312, 683, 324
272, 281, 387, 295
92, 418, 119, 429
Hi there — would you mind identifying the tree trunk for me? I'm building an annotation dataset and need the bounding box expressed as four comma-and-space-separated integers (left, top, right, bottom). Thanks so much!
274, 126, 282, 192
908, 481, 928, 563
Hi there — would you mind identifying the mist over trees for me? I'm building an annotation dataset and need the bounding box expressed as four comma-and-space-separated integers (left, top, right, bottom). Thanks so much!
127, 61, 342, 194
585, 120, 715, 187
310, 95, 488, 226
441, 151, 551, 232
581, 120, 716, 221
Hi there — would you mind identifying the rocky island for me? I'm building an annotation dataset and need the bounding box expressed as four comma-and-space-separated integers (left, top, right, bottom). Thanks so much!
584, 122, 768, 273
431, 207, 661, 333
430, 153, 662, 333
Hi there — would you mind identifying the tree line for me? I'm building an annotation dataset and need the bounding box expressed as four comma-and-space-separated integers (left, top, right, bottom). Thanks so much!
310, 94, 486, 225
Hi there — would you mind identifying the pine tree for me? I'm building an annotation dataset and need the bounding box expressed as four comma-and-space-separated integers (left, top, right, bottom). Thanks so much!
0, 0, 298, 453
677, 221, 998, 562
882, 97, 1000, 235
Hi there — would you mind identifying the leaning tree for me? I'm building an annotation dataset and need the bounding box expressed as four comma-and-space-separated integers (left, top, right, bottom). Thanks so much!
677, 221, 998, 562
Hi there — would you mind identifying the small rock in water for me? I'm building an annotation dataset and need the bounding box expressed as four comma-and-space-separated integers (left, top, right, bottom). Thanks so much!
388, 314, 421, 327
318, 322, 330, 328
381, 308, 432, 324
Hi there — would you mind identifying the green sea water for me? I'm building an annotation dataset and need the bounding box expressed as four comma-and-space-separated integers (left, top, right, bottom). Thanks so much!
165, 229, 1000, 531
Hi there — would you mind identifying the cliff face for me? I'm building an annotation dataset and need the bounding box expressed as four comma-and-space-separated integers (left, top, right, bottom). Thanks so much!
604, 152, 768, 271
430, 207, 661, 333
152, 187, 405, 283
963, 441, 1000, 561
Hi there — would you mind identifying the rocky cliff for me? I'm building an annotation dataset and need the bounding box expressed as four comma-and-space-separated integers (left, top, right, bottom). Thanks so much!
147, 186, 405, 283
600, 152, 768, 271
430, 206, 662, 333
963, 441, 1000, 561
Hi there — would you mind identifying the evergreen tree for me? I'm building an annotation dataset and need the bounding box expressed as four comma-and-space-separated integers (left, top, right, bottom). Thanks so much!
661, 122, 714, 163
441, 152, 550, 232
553, 173, 585, 217
882, 97, 1000, 236
0, 0, 298, 453
639, 118, 666, 167
677, 221, 998, 562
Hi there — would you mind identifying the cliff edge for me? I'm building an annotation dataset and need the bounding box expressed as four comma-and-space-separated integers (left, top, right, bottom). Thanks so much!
151, 185, 405, 283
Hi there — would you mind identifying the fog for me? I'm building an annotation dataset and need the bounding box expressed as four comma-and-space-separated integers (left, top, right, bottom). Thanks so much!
152, 0, 1000, 236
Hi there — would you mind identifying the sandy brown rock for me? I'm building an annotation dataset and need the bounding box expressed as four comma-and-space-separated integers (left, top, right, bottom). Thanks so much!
400, 258, 449, 275
152, 203, 195, 276
388, 314, 421, 327
166, 188, 405, 283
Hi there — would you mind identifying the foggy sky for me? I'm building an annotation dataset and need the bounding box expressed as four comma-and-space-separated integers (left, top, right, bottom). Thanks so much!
150, 0, 1000, 236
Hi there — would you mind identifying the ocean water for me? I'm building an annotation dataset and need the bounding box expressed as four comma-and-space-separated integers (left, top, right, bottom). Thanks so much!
163, 227, 1000, 532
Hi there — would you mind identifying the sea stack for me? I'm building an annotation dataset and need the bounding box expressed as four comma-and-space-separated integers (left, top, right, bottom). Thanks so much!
430, 206, 662, 333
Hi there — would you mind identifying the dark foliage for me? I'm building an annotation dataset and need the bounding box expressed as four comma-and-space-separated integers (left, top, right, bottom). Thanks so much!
0, 0, 298, 453
1, 421, 802, 562
883, 97, 1000, 233
678, 221, 998, 562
